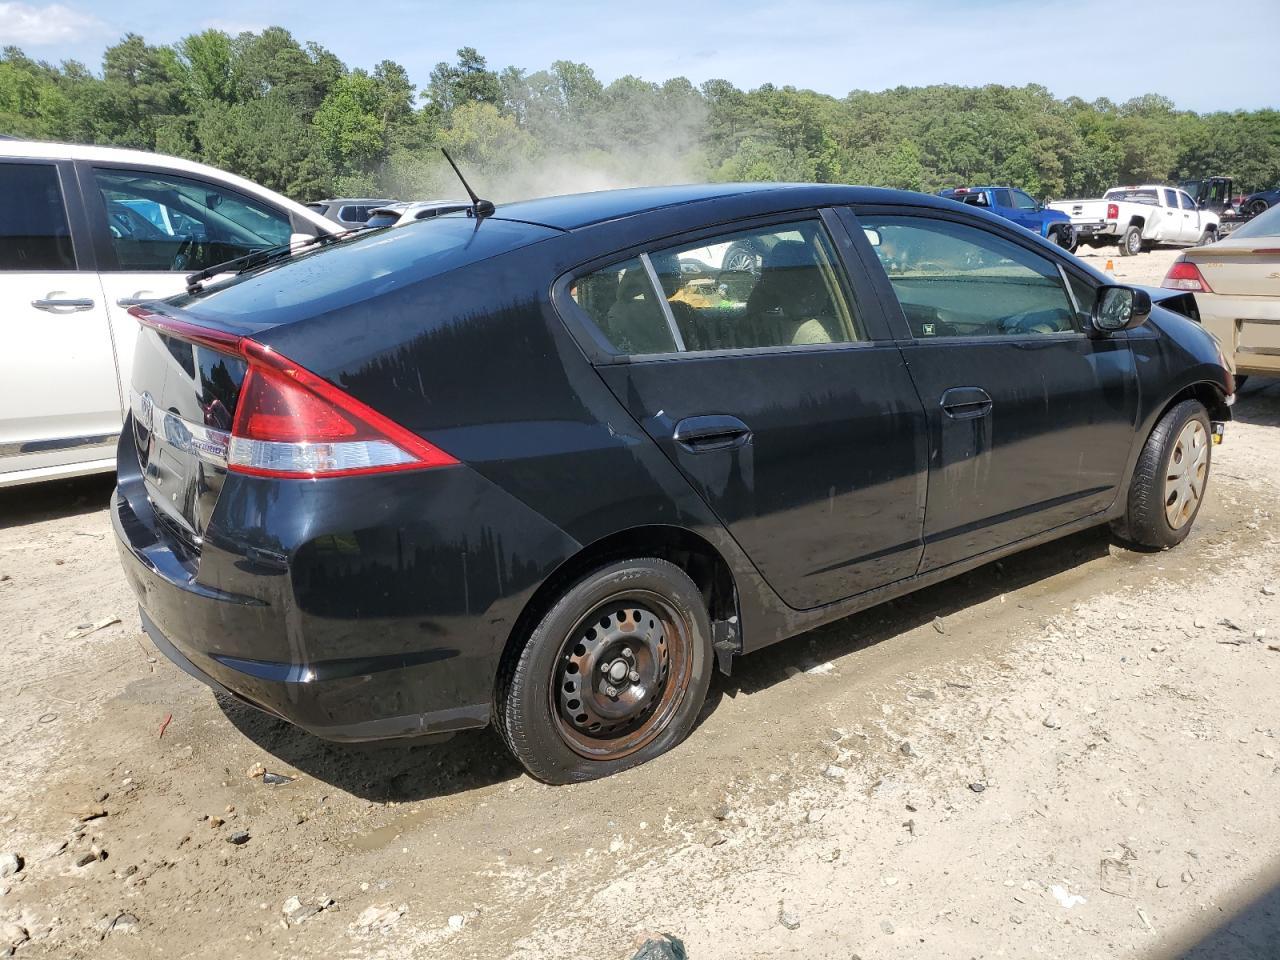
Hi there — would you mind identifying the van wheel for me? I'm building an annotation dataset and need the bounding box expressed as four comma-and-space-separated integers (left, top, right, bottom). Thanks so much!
497, 558, 713, 784
1119, 226, 1142, 256
1113, 400, 1212, 550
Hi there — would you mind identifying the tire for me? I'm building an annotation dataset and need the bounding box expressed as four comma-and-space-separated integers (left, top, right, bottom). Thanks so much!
497, 558, 714, 784
1112, 400, 1212, 550
721, 241, 761, 275
1050, 225, 1076, 251
1196, 228, 1217, 247
1119, 225, 1142, 257
1248, 199, 1269, 217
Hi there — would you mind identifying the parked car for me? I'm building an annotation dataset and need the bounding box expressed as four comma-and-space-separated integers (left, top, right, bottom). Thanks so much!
1048, 185, 1220, 256
363, 199, 472, 228
113, 183, 1233, 784
0, 140, 338, 487
1163, 202, 1280, 388
1238, 185, 1280, 218
939, 186, 1075, 249
305, 198, 395, 228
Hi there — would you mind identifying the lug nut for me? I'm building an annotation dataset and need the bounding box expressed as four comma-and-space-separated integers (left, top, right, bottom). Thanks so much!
605, 685, 618, 697
601, 662, 611, 674
629, 670, 640, 682
622, 647, 634, 660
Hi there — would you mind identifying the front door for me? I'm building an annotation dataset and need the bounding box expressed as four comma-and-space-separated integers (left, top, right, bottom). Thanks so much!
78, 164, 298, 396
847, 207, 1138, 571
0, 159, 122, 481
564, 212, 928, 612
1178, 190, 1203, 242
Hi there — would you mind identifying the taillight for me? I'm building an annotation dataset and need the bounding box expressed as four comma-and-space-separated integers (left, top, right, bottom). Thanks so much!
1106, 203, 1119, 220
129, 306, 458, 479
1162, 260, 1213, 293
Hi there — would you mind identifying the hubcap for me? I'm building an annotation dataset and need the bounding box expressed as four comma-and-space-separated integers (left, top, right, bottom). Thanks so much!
551, 592, 691, 760
1164, 420, 1208, 529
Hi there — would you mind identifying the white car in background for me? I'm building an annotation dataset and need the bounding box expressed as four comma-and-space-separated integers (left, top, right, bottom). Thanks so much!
0, 139, 338, 487
363, 199, 472, 228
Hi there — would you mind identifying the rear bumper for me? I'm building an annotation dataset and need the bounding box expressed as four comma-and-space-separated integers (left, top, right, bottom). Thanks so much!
1196, 295, 1280, 376
1074, 221, 1115, 239
112, 428, 580, 742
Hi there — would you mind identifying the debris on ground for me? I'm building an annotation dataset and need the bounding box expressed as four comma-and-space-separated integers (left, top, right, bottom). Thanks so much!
1051, 885, 1087, 909
631, 934, 688, 960
1100, 857, 1136, 898
778, 906, 800, 930
63, 616, 121, 640
351, 903, 406, 935
282, 895, 334, 927
0, 853, 21, 879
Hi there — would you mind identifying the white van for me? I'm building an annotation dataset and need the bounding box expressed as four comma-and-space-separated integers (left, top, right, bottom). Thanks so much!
0, 140, 338, 486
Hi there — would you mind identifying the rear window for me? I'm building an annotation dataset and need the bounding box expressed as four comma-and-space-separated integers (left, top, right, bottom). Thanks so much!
175, 216, 558, 327
1104, 188, 1158, 205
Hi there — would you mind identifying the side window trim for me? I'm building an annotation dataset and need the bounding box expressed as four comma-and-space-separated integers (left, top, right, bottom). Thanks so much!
845, 204, 1088, 342
639, 252, 687, 352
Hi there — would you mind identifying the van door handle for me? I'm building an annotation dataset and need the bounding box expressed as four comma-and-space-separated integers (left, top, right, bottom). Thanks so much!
940, 387, 993, 420
32, 298, 95, 312
673, 415, 752, 453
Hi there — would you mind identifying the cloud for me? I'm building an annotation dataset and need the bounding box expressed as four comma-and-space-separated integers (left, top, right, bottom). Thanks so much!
0, 2, 104, 45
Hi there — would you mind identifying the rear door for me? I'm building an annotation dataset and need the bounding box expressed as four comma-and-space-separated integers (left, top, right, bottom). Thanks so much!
77, 163, 299, 399
844, 205, 1138, 571
559, 210, 928, 615
0, 157, 122, 482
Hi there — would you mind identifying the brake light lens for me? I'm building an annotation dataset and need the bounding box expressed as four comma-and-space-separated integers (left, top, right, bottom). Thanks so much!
129, 306, 458, 479
1162, 260, 1213, 293
1106, 203, 1119, 220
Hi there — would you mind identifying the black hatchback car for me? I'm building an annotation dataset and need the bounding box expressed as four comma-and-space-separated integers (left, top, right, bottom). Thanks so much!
113, 183, 1233, 783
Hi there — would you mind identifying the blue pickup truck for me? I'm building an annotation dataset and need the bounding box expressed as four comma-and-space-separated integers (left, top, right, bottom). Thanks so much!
938, 186, 1076, 250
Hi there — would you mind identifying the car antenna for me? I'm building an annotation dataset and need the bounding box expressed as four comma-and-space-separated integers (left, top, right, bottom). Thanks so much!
441, 148, 495, 220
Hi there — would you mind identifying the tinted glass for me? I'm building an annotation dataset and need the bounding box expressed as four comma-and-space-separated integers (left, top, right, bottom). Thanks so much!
960, 192, 989, 207
0, 163, 76, 271
93, 168, 293, 272
1012, 190, 1038, 210
863, 215, 1077, 337
994, 189, 1014, 207
570, 257, 677, 355
1066, 272, 1097, 326
1164, 189, 1179, 208
339, 205, 374, 223
650, 221, 860, 351
1105, 188, 1158, 204
1178, 192, 1197, 210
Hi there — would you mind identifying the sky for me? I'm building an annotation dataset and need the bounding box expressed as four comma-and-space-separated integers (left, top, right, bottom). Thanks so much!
2, 0, 1277, 113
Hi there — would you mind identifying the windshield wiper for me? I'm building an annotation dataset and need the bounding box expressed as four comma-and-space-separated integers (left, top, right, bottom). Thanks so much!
184, 229, 359, 294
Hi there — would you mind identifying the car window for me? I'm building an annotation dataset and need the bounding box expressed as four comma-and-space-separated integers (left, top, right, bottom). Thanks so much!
339, 205, 375, 223
570, 222, 861, 354
1065, 272, 1097, 326
0, 163, 76, 271
1178, 192, 1197, 210
93, 168, 293, 272
961, 192, 989, 207
1164, 189, 1179, 208
569, 257, 678, 355
993, 189, 1014, 207
1012, 190, 1039, 210
862, 215, 1079, 338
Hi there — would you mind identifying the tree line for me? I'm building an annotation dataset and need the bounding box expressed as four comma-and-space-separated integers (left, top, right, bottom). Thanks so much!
2, 30, 1278, 204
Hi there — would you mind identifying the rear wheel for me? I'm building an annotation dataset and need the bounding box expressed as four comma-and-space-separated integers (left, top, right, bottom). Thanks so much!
1113, 400, 1212, 550
1119, 225, 1142, 257
1248, 199, 1269, 217
1197, 228, 1217, 246
497, 558, 714, 784
1050, 225, 1076, 251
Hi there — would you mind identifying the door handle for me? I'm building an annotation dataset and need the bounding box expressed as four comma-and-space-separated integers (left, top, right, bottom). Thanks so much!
672, 415, 752, 453
940, 387, 993, 420
116, 297, 155, 307
31, 298, 94, 312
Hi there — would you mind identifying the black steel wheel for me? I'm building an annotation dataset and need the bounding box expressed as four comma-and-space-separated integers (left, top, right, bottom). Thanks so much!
497, 558, 713, 784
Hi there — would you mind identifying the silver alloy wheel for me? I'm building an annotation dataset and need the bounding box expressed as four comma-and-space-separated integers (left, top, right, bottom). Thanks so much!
1126, 230, 1141, 255
1164, 419, 1208, 529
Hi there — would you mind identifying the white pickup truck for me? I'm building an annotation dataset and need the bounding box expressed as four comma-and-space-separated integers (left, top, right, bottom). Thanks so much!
1048, 185, 1220, 257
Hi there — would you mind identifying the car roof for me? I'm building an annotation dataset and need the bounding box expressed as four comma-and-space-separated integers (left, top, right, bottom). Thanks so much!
5, 139, 337, 232
316, 198, 394, 206
495, 183, 936, 230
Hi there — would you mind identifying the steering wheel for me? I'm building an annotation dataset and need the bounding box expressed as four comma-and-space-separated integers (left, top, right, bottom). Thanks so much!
172, 236, 207, 272
999, 311, 1057, 335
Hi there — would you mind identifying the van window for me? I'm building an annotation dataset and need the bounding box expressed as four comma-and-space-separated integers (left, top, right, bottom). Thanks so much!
862, 215, 1078, 337
93, 168, 293, 272
0, 163, 76, 271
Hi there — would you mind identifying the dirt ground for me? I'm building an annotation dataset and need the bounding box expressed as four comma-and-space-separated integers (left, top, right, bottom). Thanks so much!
2, 247, 1279, 960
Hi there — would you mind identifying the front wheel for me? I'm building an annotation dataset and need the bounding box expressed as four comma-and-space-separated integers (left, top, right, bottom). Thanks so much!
1119, 225, 1142, 257
1112, 400, 1212, 550
497, 558, 714, 784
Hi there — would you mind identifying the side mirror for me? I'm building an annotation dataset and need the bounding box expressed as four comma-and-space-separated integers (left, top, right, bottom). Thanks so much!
1092, 285, 1152, 334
